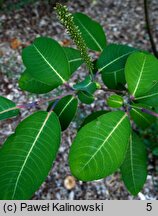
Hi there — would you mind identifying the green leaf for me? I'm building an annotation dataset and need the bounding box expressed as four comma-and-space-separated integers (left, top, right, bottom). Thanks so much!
69, 111, 131, 181
121, 133, 147, 196
130, 103, 156, 129
19, 70, 54, 94
0, 111, 61, 199
125, 52, 158, 98
135, 82, 158, 107
79, 110, 108, 130
153, 147, 158, 156
107, 94, 124, 108
96, 44, 136, 89
73, 12, 106, 51
77, 91, 95, 104
63, 47, 83, 74
73, 75, 97, 94
0, 96, 20, 120
22, 37, 70, 89
48, 95, 78, 131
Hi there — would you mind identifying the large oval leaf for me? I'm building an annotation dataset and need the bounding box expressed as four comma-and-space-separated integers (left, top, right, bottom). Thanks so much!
19, 70, 54, 94
0, 96, 20, 120
120, 133, 147, 196
73, 13, 106, 52
130, 103, 156, 129
48, 95, 78, 131
69, 111, 131, 181
63, 47, 83, 74
125, 52, 158, 98
135, 82, 158, 107
0, 111, 61, 199
96, 44, 136, 89
22, 37, 70, 89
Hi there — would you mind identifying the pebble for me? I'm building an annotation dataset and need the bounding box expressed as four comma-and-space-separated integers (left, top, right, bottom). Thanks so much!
64, 176, 76, 190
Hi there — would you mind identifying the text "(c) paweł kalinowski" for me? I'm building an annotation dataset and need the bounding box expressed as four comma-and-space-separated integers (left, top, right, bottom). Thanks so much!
20, 202, 104, 212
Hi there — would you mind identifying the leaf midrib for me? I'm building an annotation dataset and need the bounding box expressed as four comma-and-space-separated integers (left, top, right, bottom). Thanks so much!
11, 111, 52, 199
76, 18, 103, 51
99, 51, 134, 72
69, 58, 82, 63
58, 96, 74, 117
33, 44, 66, 83
110, 99, 122, 105
135, 92, 158, 100
0, 107, 18, 115
132, 108, 151, 124
79, 113, 127, 172
134, 82, 158, 100
132, 56, 146, 97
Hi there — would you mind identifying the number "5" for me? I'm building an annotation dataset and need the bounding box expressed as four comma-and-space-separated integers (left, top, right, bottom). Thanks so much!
146, 203, 152, 211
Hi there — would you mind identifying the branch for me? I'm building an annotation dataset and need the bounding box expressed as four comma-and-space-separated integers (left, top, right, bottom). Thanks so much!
16, 86, 127, 110
17, 91, 75, 109
144, 0, 158, 58
141, 108, 158, 118
100, 86, 127, 95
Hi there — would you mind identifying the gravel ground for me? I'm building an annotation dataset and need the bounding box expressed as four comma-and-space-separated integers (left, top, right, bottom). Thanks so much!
0, 0, 158, 200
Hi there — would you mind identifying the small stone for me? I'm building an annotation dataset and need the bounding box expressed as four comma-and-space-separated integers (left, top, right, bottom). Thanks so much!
39, 19, 47, 27
7, 95, 13, 100
64, 176, 76, 190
